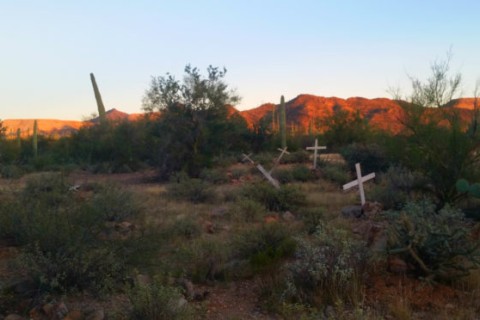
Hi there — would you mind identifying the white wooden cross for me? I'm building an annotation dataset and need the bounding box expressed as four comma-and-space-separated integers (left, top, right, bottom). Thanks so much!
342, 163, 375, 205
306, 138, 327, 169
241, 153, 280, 189
269, 147, 290, 175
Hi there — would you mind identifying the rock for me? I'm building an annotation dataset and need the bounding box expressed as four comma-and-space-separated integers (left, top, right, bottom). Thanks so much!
4, 315, 26, 320
352, 220, 388, 252
388, 256, 408, 273
203, 221, 215, 234
176, 278, 194, 300
54, 302, 68, 319
64, 310, 83, 320
282, 211, 295, 221
363, 201, 383, 219
85, 309, 104, 320
177, 297, 188, 310
341, 205, 363, 218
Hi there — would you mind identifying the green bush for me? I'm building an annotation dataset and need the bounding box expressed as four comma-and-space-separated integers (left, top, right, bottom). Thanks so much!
290, 165, 315, 182
283, 223, 368, 307
164, 216, 202, 240
229, 197, 267, 222
128, 278, 192, 320
199, 168, 229, 184
321, 164, 350, 185
283, 150, 310, 164
0, 164, 24, 179
0, 178, 141, 294
167, 173, 215, 203
90, 183, 142, 221
233, 223, 296, 274
297, 207, 324, 234
371, 166, 426, 210
341, 143, 388, 174
386, 200, 480, 281
241, 182, 306, 212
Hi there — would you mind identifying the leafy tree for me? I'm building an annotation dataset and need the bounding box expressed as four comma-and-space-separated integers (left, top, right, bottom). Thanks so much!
321, 105, 371, 148
142, 65, 249, 178
391, 53, 480, 204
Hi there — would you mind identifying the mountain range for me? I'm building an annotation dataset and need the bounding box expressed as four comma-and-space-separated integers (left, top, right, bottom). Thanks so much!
2, 95, 478, 138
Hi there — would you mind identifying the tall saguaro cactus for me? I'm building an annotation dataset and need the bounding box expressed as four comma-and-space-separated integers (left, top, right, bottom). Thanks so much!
33, 120, 38, 158
279, 95, 287, 148
16, 128, 21, 150
90, 73, 106, 123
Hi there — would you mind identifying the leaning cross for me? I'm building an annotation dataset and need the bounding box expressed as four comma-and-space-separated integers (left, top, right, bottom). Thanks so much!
269, 147, 290, 174
342, 163, 375, 205
306, 138, 327, 169
241, 153, 280, 189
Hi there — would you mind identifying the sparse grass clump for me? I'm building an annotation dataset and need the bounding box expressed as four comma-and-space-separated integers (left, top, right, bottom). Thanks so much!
240, 182, 306, 212
167, 172, 215, 203
128, 277, 192, 320
233, 223, 296, 275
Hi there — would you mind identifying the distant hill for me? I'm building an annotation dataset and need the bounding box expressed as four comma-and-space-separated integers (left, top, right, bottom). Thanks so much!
240, 95, 478, 134
2, 96, 477, 138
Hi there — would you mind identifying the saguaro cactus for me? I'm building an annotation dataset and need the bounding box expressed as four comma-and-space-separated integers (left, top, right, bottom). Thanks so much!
279, 95, 287, 148
90, 73, 106, 123
33, 120, 38, 158
16, 128, 21, 149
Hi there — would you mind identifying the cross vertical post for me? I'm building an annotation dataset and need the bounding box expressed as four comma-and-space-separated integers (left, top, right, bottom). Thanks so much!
342, 162, 376, 206
306, 138, 327, 169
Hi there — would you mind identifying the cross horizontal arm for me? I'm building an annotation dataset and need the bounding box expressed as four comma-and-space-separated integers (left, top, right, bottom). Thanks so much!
342, 172, 376, 190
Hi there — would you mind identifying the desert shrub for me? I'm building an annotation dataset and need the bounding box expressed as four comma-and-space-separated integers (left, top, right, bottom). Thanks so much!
371, 166, 426, 210
291, 165, 315, 182
0, 164, 24, 179
341, 143, 389, 174
22, 172, 70, 206
241, 182, 306, 212
386, 200, 480, 281
233, 223, 296, 274
321, 163, 350, 185
199, 167, 229, 184
228, 197, 267, 222
283, 150, 310, 164
297, 207, 324, 234
0, 179, 141, 294
185, 238, 230, 282
163, 216, 202, 240
166, 172, 215, 203
21, 241, 125, 294
283, 223, 369, 307
128, 278, 192, 320
274, 168, 294, 183
230, 167, 247, 180
90, 183, 142, 221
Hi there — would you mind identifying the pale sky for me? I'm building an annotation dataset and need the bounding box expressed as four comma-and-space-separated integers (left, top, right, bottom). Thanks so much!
1, 0, 479, 120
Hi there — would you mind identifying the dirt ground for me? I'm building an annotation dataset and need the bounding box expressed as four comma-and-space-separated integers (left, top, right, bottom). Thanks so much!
1, 169, 479, 319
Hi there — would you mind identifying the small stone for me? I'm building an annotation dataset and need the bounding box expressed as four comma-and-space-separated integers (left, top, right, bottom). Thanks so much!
341, 205, 363, 218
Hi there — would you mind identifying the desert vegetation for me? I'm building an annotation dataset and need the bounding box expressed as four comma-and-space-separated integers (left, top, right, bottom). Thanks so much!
0, 58, 480, 319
